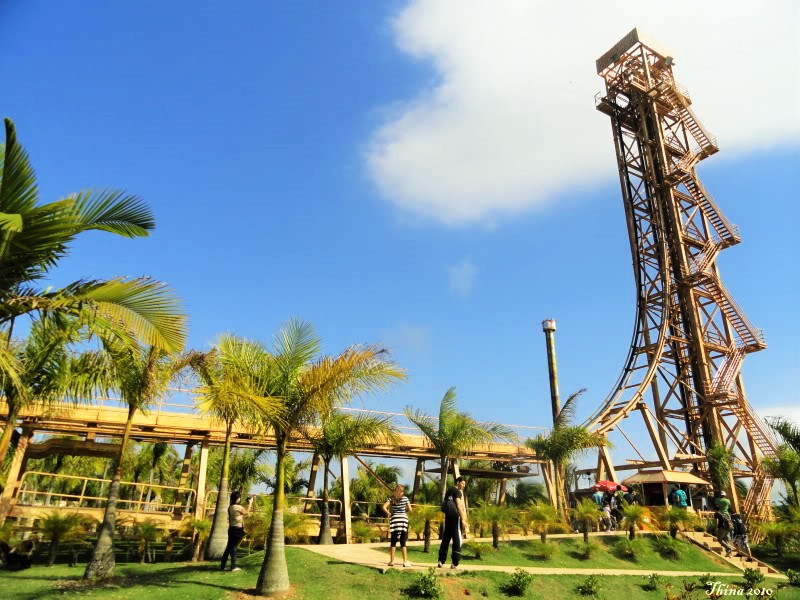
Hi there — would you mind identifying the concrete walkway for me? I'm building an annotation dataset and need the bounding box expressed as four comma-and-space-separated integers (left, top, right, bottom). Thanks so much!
296, 537, 741, 578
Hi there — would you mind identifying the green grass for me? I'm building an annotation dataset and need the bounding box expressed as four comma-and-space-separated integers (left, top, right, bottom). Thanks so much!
0, 546, 796, 600
752, 546, 800, 574
390, 535, 739, 573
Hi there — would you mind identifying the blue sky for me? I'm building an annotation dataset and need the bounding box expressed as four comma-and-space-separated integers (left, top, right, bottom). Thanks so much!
2, 1, 798, 481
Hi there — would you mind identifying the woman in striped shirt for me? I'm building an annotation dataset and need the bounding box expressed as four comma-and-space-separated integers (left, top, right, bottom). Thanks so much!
382, 484, 413, 567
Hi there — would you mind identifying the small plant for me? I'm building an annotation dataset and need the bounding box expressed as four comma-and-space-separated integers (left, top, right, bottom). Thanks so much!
613, 537, 644, 561
786, 569, 800, 586
652, 535, 685, 560
742, 567, 765, 590
697, 573, 714, 593
576, 574, 602, 596
501, 568, 534, 597
467, 542, 495, 560
642, 572, 662, 592
528, 540, 559, 560
404, 567, 442, 599
576, 541, 599, 560
351, 520, 378, 544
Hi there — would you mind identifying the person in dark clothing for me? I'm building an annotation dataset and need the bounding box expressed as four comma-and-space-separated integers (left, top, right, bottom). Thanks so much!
220, 491, 248, 572
438, 476, 469, 569
713, 503, 734, 557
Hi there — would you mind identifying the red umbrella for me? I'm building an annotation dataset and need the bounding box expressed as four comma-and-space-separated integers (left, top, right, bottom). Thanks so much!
592, 480, 628, 493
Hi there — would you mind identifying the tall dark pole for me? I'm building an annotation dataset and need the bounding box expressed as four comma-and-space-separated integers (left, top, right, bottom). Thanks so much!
542, 319, 560, 424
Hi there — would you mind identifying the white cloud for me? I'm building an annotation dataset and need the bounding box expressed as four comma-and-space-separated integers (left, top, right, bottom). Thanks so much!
366, 0, 800, 224
759, 405, 800, 429
448, 258, 477, 296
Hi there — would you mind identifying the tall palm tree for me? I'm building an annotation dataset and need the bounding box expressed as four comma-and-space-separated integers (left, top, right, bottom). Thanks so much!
191, 335, 284, 560
83, 343, 191, 580
525, 389, 606, 519
0, 317, 107, 478
406, 387, 515, 502
762, 446, 800, 509
768, 417, 800, 454
0, 118, 185, 377
244, 319, 404, 598
306, 411, 399, 544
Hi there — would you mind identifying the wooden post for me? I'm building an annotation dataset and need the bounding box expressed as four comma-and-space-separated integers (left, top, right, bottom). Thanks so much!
0, 428, 33, 523
340, 457, 352, 544
411, 459, 424, 503
194, 439, 210, 519
304, 452, 320, 513
174, 442, 194, 517
497, 479, 508, 506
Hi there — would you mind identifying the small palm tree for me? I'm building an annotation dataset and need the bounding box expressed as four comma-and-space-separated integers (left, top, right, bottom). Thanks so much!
39, 511, 83, 567
572, 499, 602, 544
132, 519, 163, 564
525, 390, 607, 520
527, 500, 560, 543
178, 517, 212, 562
408, 504, 441, 552
757, 521, 795, 558
406, 387, 515, 502
620, 503, 646, 540
472, 503, 516, 549
306, 411, 399, 544
663, 507, 695, 539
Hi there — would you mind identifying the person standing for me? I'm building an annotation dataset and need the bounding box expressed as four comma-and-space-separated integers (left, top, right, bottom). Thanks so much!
220, 491, 248, 572
674, 486, 688, 509
713, 492, 734, 557
438, 476, 469, 569
383, 484, 413, 567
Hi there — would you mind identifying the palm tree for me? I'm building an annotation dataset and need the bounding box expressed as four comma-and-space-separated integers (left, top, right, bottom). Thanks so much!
663, 507, 695, 539
472, 503, 516, 549
305, 411, 399, 544
526, 500, 560, 543
143, 442, 176, 508
191, 335, 284, 560
406, 387, 515, 502
762, 446, 800, 509
39, 511, 83, 567
768, 417, 800, 454
408, 504, 441, 552
132, 519, 163, 564
620, 503, 646, 540
228, 448, 271, 496
706, 441, 735, 496
246, 319, 405, 597
83, 343, 191, 580
572, 499, 602, 544
178, 517, 211, 562
525, 389, 606, 519
0, 118, 185, 392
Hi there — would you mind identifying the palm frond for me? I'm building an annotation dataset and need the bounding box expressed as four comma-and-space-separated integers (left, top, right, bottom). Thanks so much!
68, 189, 153, 237
554, 388, 586, 430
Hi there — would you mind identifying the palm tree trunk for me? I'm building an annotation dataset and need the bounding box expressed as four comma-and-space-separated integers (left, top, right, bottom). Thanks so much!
84, 405, 136, 580
583, 519, 589, 544
317, 458, 333, 544
439, 456, 449, 501
257, 439, 290, 597
48, 537, 59, 567
492, 523, 500, 549
206, 423, 233, 559
0, 402, 20, 479
423, 519, 431, 553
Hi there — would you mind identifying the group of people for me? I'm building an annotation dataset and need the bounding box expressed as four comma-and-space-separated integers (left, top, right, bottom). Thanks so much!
592, 484, 638, 531
712, 491, 751, 558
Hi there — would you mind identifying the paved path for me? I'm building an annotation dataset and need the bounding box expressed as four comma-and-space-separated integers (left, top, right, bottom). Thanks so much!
296, 538, 740, 578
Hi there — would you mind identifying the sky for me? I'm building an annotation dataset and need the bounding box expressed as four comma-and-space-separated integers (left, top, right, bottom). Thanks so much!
2, 1, 799, 484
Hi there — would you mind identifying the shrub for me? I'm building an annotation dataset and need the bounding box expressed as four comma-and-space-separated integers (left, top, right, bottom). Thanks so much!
529, 540, 559, 560
742, 567, 765, 590
642, 572, 662, 592
576, 541, 599, 560
614, 538, 644, 561
697, 573, 714, 593
786, 569, 800, 586
351, 520, 379, 543
502, 568, 534, 597
576, 575, 602, 596
404, 567, 442, 599
651, 535, 685, 560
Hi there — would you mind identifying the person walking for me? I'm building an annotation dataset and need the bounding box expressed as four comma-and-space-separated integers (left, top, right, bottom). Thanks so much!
438, 476, 469, 569
383, 484, 413, 567
220, 491, 248, 572
713, 493, 734, 558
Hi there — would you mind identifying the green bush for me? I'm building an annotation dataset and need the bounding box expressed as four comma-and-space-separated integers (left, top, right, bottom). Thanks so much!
528, 540, 559, 560
576, 541, 599, 560
651, 535, 685, 560
786, 569, 800, 586
613, 538, 644, 561
576, 575, 602, 596
404, 567, 442, 599
501, 568, 534, 597
742, 567, 765, 591
642, 573, 662, 592
350, 520, 379, 543
466, 542, 495, 560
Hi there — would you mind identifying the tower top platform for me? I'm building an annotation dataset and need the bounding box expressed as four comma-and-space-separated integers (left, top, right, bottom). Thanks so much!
596, 27, 674, 74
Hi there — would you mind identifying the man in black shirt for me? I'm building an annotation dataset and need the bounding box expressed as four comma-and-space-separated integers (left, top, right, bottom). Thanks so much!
438, 476, 470, 569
